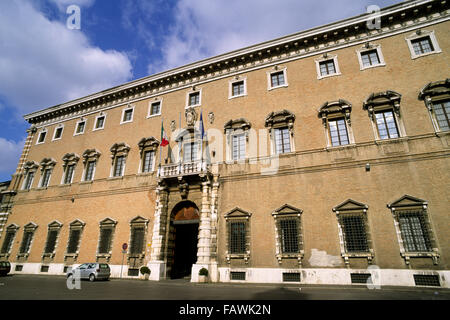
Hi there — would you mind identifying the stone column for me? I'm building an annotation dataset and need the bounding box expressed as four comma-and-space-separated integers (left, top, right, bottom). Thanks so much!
148, 181, 169, 280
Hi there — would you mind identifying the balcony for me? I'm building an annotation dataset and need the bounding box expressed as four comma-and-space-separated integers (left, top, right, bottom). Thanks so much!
157, 161, 210, 179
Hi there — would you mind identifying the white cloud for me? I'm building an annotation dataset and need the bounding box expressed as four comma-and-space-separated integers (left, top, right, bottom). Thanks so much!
149, 0, 400, 73
49, 0, 95, 11
0, 0, 132, 114
0, 138, 25, 179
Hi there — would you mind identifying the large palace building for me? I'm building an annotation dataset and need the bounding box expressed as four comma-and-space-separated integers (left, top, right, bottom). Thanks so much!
0, 0, 449, 288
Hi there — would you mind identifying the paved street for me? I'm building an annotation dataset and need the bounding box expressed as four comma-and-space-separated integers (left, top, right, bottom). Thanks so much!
0, 274, 449, 300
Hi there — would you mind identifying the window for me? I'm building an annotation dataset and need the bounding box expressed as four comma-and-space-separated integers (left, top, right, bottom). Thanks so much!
97, 218, 117, 260
23, 171, 35, 190
0, 224, 19, 255
187, 90, 201, 108
148, 101, 162, 117
61, 153, 79, 185
109, 143, 130, 177
128, 216, 149, 260
232, 81, 244, 96
183, 142, 198, 162
37, 130, 47, 144
39, 164, 53, 188
267, 68, 288, 90
138, 137, 159, 173
333, 200, 373, 265
315, 54, 341, 79
84, 161, 96, 181
232, 134, 246, 161
43, 221, 62, 257
318, 99, 354, 147
82, 149, 101, 181
419, 79, 450, 133
356, 44, 386, 70
265, 110, 296, 155
22, 161, 39, 190
65, 220, 85, 258
387, 195, 439, 265
121, 105, 134, 124
94, 114, 106, 130
74, 120, 86, 135
406, 30, 441, 59
375, 110, 399, 139
363, 91, 405, 141
52, 126, 64, 140
225, 208, 251, 263
224, 118, 251, 162
229, 78, 247, 98
274, 127, 291, 154
113, 156, 125, 177
272, 204, 303, 264
18, 222, 38, 257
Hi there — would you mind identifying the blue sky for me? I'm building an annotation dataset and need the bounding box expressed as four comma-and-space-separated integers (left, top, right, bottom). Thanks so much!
0, 0, 402, 182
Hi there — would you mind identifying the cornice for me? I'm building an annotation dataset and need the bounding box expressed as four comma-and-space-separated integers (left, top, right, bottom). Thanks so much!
24, 0, 449, 127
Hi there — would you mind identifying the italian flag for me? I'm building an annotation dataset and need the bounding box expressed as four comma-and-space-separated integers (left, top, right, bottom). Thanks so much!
160, 122, 169, 147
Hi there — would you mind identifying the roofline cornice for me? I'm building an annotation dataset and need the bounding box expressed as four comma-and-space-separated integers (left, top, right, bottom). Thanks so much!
24, 0, 448, 124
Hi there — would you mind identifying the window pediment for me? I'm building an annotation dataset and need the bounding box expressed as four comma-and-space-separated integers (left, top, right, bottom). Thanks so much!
272, 204, 303, 217
40, 158, 57, 169
99, 217, 118, 226
363, 90, 402, 112
82, 149, 101, 164
110, 142, 130, 164
23, 161, 39, 171
333, 199, 368, 213
24, 222, 38, 231
130, 216, 149, 226
224, 118, 251, 133
419, 78, 450, 101
62, 153, 80, 168
69, 219, 86, 228
318, 100, 352, 118
224, 207, 251, 219
387, 195, 427, 210
138, 137, 160, 155
265, 109, 295, 129
48, 220, 63, 229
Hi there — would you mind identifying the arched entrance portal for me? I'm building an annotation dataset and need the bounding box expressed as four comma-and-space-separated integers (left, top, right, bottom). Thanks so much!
170, 201, 199, 279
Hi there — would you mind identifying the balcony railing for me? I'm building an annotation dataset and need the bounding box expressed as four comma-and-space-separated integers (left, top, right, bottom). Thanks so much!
157, 160, 210, 178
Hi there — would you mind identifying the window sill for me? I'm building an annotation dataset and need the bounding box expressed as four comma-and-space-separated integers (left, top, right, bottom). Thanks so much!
228, 94, 247, 100
73, 132, 85, 137
317, 72, 341, 80
374, 136, 409, 145
146, 113, 161, 119
93, 127, 105, 132
435, 130, 450, 137
268, 84, 288, 91
80, 180, 93, 185
120, 120, 133, 125
185, 104, 201, 109
410, 50, 442, 60
226, 253, 250, 264
359, 63, 386, 71
326, 143, 357, 151
108, 176, 124, 181
401, 251, 440, 265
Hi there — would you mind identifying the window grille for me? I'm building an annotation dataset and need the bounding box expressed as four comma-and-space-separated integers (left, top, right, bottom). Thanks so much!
130, 227, 145, 255
230, 272, 246, 280
413, 274, 440, 287
66, 229, 81, 254
128, 268, 139, 276
1, 231, 15, 254
40, 265, 49, 272
274, 127, 291, 154
98, 228, 113, 254
340, 214, 369, 253
279, 219, 299, 253
375, 110, 399, 139
432, 100, 450, 131
15, 265, 23, 272
328, 118, 349, 146
19, 231, 34, 254
283, 272, 301, 282
351, 273, 371, 284
398, 211, 432, 252
229, 222, 246, 254
411, 37, 434, 55
44, 230, 58, 254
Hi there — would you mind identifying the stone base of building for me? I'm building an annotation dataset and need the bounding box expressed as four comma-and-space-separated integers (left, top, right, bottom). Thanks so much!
7, 262, 449, 288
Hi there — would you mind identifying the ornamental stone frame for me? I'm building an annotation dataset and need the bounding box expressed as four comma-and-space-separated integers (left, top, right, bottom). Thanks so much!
224, 118, 251, 162
265, 109, 296, 155
363, 90, 407, 141
138, 137, 160, 173
17, 222, 38, 260
387, 195, 440, 266
42, 220, 63, 261
224, 207, 252, 264
271, 204, 304, 266
419, 78, 450, 134
0, 224, 19, 259
61, 153, 80, 184
127, 216, 149, 269
332, 199, 374, 266
96, 217, 117, 263
38, 158, 57, 188
318, 99, 355, 147
21, 161, 39, 190
64, 219, 85, 263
